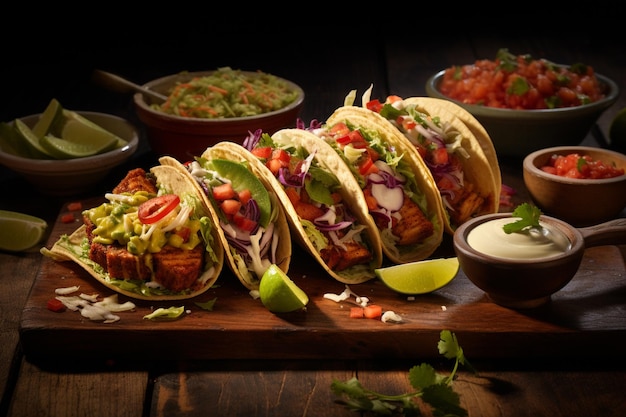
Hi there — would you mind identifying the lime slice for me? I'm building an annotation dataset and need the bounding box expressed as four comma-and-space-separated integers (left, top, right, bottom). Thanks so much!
32, 98, 64, 139
0, 210, 48, 252
55, 110, 126, 148
209, 159, 271, 227
13, 118, 53, 158
259, 264, 309, 313
375, 257, 460, 295
0, 122, 32, 157
609, 107, 626, 153
40, 134, 107, 159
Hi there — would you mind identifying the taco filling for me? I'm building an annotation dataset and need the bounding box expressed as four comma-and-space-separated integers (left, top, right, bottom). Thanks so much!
312, 117, 439, 263
366, 96, 489, 228
243, 129, 378, 277
46, 167, 223, 299
184, 155, 284, 287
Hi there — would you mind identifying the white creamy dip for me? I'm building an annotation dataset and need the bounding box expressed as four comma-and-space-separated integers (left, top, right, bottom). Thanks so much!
467, 218, 571, 260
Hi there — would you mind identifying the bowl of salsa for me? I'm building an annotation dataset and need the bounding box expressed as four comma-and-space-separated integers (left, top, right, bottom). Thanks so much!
425, 49, 620, 157
134, 68, 305, 162
523, 146, 626, 226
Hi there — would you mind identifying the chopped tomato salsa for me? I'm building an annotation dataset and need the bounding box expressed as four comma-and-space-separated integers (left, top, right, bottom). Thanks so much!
438, 49, 606, 110
540, 153, 625, 179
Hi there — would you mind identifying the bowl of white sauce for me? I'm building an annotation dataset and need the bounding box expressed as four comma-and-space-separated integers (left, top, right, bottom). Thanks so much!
453, 213, 626, 309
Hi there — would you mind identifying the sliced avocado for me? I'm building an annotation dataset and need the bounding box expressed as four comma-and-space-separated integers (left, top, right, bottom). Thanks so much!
210, 158, 271, 227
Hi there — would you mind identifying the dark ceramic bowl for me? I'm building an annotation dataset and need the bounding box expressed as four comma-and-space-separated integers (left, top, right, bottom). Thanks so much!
134, 70, 304, 162
0, 112, 138, 196
426, 69, 619, 157
523, 146, 626, 226
454, 213, 626, 309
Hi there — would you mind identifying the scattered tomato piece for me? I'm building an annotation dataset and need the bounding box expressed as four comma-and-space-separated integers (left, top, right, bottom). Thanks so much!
47, 298, 66, 312
350, 307, 364, 318
61, 213, 75, 223
363, 305, 383, 319
67, 202, 82, 211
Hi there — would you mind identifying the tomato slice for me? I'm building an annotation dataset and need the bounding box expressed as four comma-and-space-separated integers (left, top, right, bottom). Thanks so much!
138, 194, 180, 224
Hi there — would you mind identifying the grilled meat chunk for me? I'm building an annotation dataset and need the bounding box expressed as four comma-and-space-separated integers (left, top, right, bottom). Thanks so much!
152, 245, 204, 292
112, 168, 157, 195
392, 197, 434, 245
320, 241, 373, 272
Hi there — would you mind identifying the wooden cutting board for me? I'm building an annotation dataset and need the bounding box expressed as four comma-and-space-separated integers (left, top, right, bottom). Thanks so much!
19, 198, 626, 362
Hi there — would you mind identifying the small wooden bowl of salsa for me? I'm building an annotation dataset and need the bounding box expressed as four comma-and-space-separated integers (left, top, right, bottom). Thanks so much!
523, 146, 626, 226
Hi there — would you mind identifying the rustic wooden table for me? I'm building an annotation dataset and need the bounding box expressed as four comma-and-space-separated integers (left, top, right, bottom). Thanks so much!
1, 28, 625, 417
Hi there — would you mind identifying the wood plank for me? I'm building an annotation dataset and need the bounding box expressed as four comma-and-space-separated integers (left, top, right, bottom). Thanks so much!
7, 359, 147, 417
19, 177, 626, 362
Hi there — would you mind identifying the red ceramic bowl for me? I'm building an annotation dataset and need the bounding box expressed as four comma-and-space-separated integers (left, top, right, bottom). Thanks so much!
134, 70, 305, 162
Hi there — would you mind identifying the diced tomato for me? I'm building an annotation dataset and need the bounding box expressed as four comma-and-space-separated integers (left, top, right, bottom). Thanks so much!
232, 212, 257, 232
350, 307, 364, 318
47, 298, 66, 313
329, 122, 350, 137
138, 194, 180, 224
212, 183, 236, 201
271, 149, 290, 166
238, 189, 252, 205
175, 226, 191, 242
251, 146, 273, 159
363, 305, 382, 319
67, 201, 82, 211
266, 158, 283, 175
220, 199, 241, 215
399, 116, 417, 131
431, 147, 449, 165
358, 157, 379, 176
61, 213, 75, 223
347, 130, 367, 148
366, 99, 383, 113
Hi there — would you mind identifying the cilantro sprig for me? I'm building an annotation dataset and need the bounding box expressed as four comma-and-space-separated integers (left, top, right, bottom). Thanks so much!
502, 203, 543, 234
331, 330, 475, 416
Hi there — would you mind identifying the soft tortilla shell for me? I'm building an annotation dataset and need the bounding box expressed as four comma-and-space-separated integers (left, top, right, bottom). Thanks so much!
326, 106, 445, 264
239, 129, 383, 284
160, 145, 292, 291
45, 164, 224, 301
404, 97, 502, 201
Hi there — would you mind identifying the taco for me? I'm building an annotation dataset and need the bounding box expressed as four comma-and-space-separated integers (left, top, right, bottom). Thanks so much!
361, 90, 501, 234
240, 128, 383, 284
160, 144, 291, 291
314, 105, 446, 264
43, 166, 225, 301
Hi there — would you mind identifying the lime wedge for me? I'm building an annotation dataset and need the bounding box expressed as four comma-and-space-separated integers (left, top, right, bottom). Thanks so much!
54, 110, 127, 149
209, 159, 271, 227
609, 107, 626, 153
32, 98, 64, 139
40, 134, 107, 159
0, 210, 48, 252
13, 119, 53, 158
259, 264, 309, 313
0, 122, 32, 157
375, 257, 460, 295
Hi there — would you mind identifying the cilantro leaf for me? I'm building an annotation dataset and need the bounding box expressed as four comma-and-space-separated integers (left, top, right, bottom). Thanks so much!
502, 203, 543, 234
195, 297, 217, 311
331, 330, 474, 416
